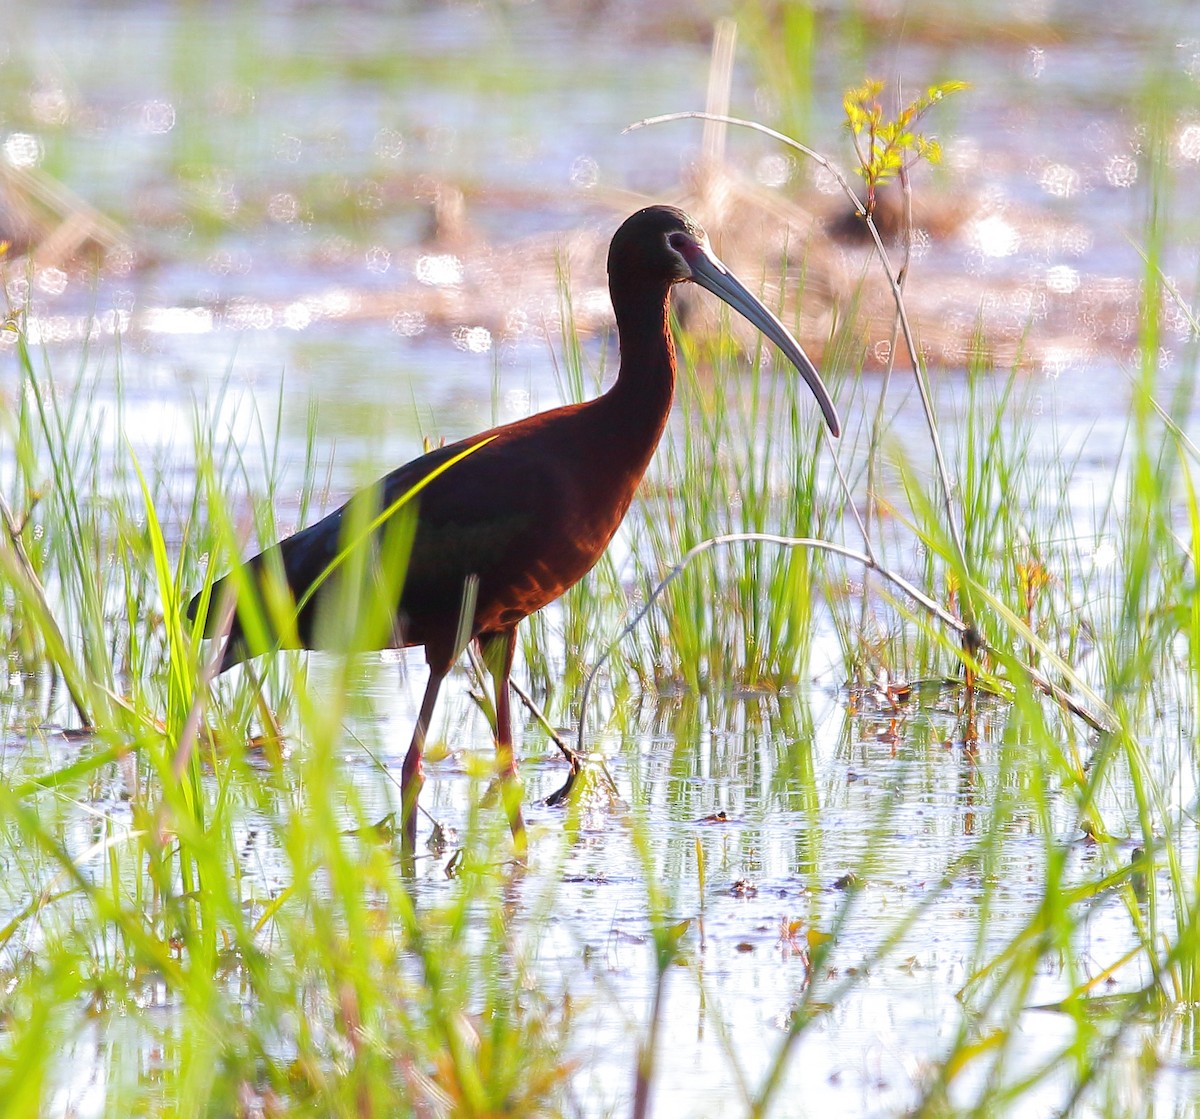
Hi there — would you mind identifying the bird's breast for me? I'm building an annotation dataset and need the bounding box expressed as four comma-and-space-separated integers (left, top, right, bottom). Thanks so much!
476, 505, 628, 624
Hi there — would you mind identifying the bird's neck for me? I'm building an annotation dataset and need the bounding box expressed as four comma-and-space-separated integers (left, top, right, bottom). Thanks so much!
564, 282, 676, 526
606, 284, 676, 437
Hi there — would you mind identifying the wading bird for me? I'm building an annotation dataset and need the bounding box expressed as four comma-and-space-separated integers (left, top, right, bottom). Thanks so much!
188, 205, 840, 855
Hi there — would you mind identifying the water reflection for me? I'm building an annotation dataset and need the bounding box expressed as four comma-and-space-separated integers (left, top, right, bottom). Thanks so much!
0, 623, 1190, 1115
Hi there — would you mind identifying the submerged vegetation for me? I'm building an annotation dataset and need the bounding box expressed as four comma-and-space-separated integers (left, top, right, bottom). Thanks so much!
3, 4, 1200, 1118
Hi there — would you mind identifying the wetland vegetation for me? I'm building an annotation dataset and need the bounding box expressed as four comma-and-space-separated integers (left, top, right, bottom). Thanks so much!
2, 2, 1200, 1116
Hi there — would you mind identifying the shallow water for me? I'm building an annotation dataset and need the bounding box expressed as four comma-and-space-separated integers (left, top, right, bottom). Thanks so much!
218, 657, 1191, 1117
5, 1, 1200, 1116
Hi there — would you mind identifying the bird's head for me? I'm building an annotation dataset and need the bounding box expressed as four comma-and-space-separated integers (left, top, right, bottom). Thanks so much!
608, 205, 840, 437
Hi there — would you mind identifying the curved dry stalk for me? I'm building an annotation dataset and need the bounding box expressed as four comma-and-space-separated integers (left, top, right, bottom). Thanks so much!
854, 152, 915, 682
627, 110, 972, 619
615, 111, 1123, 760
575, 532, 1114, 756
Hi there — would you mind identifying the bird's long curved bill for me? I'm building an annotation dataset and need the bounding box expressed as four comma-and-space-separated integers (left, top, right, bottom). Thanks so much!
687, 245, 841, 437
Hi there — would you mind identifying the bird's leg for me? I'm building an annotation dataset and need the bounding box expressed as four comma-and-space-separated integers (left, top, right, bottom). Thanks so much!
401, 667, 444, 858
480, 629, 526, 853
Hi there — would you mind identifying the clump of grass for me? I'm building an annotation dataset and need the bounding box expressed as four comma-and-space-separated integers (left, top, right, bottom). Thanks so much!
0, 317, 583, 1115
628, 318, 839, 693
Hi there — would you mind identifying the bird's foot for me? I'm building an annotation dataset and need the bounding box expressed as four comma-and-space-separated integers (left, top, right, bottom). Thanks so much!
543, 742, 586, 807
543, 768, 578, 808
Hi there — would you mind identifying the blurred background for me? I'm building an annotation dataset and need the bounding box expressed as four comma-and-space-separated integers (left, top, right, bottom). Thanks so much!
3, 0, 1198, 488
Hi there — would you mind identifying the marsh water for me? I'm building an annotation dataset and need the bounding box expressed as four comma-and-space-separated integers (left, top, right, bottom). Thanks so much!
5, 1, 1200, 1116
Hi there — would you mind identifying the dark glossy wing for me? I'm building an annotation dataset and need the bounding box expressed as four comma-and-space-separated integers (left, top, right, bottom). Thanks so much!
187, 408, 593, 667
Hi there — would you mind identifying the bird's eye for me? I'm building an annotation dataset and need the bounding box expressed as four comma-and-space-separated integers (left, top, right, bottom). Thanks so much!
667, 231, 701, 273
